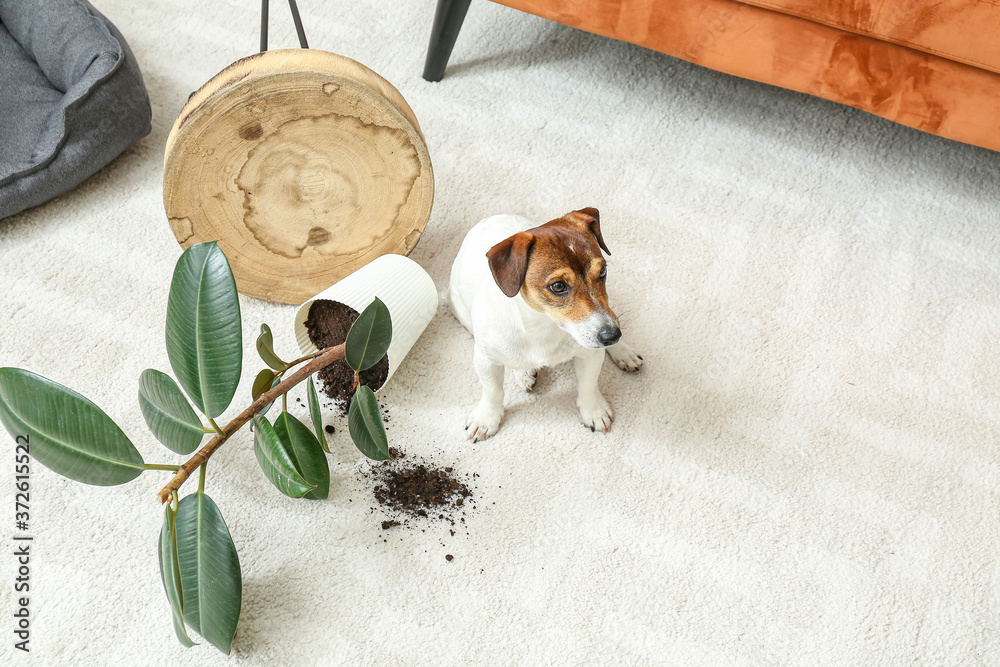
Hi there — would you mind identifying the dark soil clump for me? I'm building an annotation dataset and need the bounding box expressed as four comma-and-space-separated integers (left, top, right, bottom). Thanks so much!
360, 448, 474, 531
374, 462, 471, 516
304, 299, 390, 413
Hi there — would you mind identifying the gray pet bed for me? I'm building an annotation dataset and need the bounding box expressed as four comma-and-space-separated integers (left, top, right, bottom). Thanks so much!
0, 0, 151, 219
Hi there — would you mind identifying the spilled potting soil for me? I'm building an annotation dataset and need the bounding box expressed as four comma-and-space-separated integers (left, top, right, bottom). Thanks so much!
304, 298, 475, 559
359, 448, 477, 555
369, 448, 472, 518
304, 299, 389, 413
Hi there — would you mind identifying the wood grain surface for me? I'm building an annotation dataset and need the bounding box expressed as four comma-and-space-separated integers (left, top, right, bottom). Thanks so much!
163, 49, 434, 304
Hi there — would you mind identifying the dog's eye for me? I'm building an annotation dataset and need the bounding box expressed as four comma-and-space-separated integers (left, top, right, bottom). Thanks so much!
598, 265, 607, 280
548, 281, 568, 295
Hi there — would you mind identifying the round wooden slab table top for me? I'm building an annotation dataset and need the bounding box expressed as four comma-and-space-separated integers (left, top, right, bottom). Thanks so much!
163, 49, 434, 304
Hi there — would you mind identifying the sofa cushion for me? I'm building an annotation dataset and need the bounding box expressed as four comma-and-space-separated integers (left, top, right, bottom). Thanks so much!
0, 0, 152, 219
735, 0, 1000, 75
491, 0, 1000, 151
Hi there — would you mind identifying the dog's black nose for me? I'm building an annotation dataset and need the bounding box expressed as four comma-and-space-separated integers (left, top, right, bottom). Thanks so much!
598, 324, 621, 346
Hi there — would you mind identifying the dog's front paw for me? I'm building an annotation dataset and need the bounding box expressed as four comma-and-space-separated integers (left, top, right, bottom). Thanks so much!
608, 341, 643, 372
519, 369, 538, 392
578, 394, 614, 433
466, 401, 504, 442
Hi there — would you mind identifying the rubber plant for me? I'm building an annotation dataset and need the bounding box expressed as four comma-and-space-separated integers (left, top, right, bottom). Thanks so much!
0, 241, 392, 653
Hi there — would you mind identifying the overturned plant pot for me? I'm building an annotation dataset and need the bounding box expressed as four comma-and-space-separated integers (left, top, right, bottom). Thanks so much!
302, 300, 390, 409
294, 254, 437, 401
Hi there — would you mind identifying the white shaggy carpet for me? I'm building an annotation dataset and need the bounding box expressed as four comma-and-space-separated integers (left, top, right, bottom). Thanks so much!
2, 1, 999, 664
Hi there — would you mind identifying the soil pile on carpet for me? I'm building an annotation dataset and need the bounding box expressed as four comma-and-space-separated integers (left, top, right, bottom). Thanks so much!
360, 448, 475, 533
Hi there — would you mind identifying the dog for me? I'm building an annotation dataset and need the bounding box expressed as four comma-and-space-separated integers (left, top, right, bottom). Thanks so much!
449, 207, 642, 442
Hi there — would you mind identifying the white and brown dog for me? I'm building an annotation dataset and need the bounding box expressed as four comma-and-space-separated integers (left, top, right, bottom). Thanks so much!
450, 208, 642, 441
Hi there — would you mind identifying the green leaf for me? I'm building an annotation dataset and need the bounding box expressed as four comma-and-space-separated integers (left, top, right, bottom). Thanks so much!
252, 369, 276, 402
256, 324, 287, 371
0, 368, 144, 485
252, 414, 314, 498
139, 369, 205, 455
166, 242, 243, 419
158, 503, 196, 647
273, 412, 329, 500
306, 377, 329, 454
176, 491, 241, 654
348, 386, 389, 460
345, 297, 392, 372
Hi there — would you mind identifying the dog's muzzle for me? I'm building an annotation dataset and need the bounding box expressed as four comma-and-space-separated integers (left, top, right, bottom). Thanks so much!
598, 324, 621, 347
564, 313, 622, 349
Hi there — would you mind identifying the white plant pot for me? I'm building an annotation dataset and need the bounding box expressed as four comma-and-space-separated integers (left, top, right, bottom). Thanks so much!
294, 254, 437, 390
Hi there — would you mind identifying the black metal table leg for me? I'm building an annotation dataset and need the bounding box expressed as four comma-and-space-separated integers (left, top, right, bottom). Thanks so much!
423, 0, 473, 82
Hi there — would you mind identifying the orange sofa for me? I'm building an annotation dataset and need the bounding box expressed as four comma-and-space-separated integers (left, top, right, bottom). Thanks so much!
424, 0, 1000, 152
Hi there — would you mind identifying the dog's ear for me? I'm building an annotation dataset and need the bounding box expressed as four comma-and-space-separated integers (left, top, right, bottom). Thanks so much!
487, 232, 535, 298
566, 207, 610, 255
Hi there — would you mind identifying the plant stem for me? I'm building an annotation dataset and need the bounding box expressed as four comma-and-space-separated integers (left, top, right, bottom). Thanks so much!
198, 462, 207, 494
208, 418, 226, 438
145, 463, 183, 471
156, 343, 345, 504
283, 350, 324, 369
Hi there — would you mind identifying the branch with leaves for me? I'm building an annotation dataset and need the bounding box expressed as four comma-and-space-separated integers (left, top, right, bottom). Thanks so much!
0, 241, 394, 653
